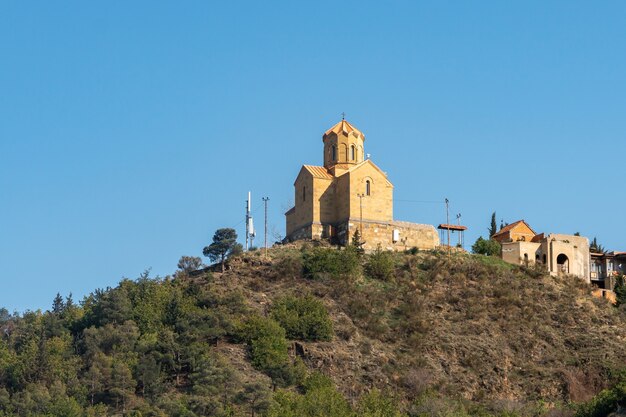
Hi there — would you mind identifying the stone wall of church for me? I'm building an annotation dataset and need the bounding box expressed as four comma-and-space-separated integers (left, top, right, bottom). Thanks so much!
337, 219, 439, 252
291, 174, 314, 235
284, 222, 325, 242
347, 165, 393, 223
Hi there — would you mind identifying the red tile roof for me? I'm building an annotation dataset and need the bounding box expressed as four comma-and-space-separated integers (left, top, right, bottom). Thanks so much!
491, 219, 536, 238
438, 224, 468, 231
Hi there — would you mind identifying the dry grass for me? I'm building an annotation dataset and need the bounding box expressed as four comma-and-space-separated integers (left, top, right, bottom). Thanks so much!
210, 245, 626, 414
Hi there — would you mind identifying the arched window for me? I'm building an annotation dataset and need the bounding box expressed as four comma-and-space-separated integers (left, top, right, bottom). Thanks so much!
523, 253, 529, 266
331, 146, 336, 161
351, 145, 355, 161
366, 180, 371, 196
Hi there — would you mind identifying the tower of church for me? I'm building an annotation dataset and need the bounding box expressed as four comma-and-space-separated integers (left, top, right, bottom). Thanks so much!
322, 119, 365, 174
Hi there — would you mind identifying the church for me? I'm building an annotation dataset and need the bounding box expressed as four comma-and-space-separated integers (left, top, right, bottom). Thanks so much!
284, 119, 439, 251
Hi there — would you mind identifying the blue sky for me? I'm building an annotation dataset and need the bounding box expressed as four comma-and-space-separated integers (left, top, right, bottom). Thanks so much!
1, 1, 625, 312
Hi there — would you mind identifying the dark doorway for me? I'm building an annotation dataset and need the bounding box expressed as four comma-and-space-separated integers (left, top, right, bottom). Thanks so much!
556, 254, 569, 274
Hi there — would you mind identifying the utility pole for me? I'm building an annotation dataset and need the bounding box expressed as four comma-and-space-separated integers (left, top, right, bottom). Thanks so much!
456, 213, 462, 247
357, 193, 365, 236
445, 198, 450, 256
262, 197, 269, 257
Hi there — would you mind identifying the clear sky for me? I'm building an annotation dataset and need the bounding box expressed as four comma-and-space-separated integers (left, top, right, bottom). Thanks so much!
1, 1, 625, 312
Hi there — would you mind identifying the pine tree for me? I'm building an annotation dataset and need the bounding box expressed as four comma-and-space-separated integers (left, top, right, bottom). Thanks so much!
351, 229, 364, 254
52, 293, 65, 315
203, 228, 240, 272
615, 275, 626, 307
590, 237, 606, 254
488, 212, 497, 238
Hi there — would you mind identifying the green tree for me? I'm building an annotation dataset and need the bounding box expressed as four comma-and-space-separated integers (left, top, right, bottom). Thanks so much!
239, 316, 292, 386
614, 274, 626, 307
590, 237, 606, 254
84, 352, 110, 406
351, 229, 364, 254
488, 212, 497, 238
136, 353, 162, 399
176, 256, 204, 274
52, 293, 65, 315
110, 359, 134, 414
471, 236, 501, 256
270, 295, 333, 341
237, 382, 272, 417
203, 228, 240, 272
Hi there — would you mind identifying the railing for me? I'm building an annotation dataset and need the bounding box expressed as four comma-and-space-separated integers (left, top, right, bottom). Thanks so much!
590, 271, 609, 281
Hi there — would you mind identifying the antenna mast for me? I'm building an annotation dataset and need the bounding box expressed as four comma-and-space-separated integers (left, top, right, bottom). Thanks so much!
245, 191, 255, 251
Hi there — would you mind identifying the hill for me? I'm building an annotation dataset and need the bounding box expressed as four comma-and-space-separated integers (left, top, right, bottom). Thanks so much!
1, 243, 626, 416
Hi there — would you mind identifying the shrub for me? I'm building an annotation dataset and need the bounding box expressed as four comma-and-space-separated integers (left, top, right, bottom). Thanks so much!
471, 237, 501, 256
239, 316, 289, 374
273, 252, 303, 280
270, 295, 333, 341
357, 389, 406, 417
238, 316, 304, 388
365, 246, 396, 281
302, 372, 334, 393
302, 247, 360, 280
266, 383, 353, 417
405, 247, 419, 255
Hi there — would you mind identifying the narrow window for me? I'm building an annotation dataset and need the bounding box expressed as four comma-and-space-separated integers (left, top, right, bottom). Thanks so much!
332, 145, 336, 161
302, 186, 306, 201
351, 145, 355, 161
366, 180, 371, 196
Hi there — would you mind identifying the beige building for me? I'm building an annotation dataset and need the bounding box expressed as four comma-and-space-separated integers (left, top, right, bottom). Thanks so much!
285, 119, 439, 251
493, 220, 590, 281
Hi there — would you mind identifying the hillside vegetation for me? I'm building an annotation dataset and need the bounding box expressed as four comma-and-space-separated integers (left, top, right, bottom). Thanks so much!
1, 243, 626, 416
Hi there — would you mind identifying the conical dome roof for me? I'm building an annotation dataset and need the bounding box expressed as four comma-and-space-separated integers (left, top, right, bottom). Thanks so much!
323, 119, 365, 140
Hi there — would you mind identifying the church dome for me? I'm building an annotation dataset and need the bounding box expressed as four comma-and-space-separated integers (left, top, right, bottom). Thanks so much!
323, 119, 365, 141
322, 119, 366, 169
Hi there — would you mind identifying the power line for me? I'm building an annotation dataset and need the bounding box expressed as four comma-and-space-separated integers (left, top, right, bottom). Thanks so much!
394, 198, 446, 204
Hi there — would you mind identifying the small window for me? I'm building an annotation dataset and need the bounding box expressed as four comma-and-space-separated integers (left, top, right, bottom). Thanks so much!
351, 145, 355, 161
366, 180, 371, 196
302, 186, 306, 201
332, 146, 336, 161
